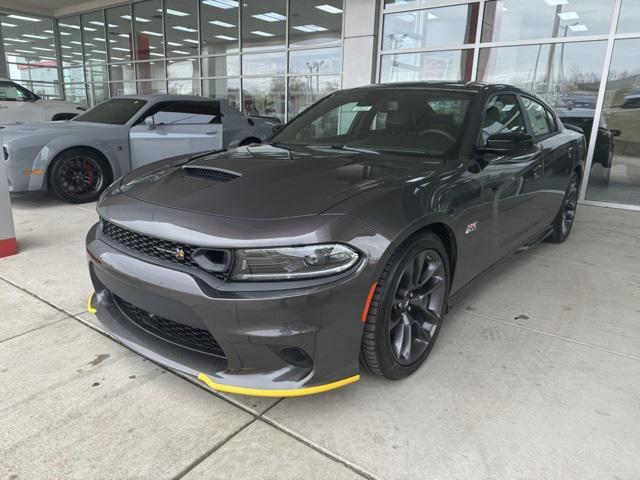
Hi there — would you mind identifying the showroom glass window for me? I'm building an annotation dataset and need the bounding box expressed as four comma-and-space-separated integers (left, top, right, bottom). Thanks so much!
289, 0, 343, 47
0, 11, 61, 99
165, 0, 199, 58
481, 0, 614, 42
585, 38, 640, 206
106, 5, 133, 62
241, 0, 286, 50
133, 0, 164, 59
199, 0, 240, 55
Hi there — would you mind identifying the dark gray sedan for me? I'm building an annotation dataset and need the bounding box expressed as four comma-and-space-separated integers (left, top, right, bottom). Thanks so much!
3, 94, 277, 203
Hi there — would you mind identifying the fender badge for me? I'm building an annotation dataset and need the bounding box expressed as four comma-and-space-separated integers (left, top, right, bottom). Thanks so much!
465, 221, 479, 235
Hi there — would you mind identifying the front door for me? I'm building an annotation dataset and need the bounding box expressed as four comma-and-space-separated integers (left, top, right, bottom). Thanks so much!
0, 81, 44, 123
129, 101, 223, 169
475, 93, 546, 270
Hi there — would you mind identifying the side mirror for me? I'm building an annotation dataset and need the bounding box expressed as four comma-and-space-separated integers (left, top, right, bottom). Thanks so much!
143, 116, 155, 130
610, 129, 621, 137
478, 132, 534, 155
271, 123, 285, 135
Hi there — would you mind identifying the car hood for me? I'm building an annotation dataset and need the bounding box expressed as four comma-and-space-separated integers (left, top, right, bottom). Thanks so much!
120, 144, 441, 220
1, 121, 118, 143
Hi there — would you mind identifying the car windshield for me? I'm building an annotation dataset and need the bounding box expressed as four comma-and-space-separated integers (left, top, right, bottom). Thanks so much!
272, 88, 472, 157
73, 98, 147, 125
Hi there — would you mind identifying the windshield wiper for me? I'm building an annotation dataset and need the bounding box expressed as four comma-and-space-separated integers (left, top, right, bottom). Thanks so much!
329, 144, 380, 154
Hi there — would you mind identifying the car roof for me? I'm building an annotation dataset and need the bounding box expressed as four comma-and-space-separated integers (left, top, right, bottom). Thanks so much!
342, 81, 539, 96
109, 94, 217, 103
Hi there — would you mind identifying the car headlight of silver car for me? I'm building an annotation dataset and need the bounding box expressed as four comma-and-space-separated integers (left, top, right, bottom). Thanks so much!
230, 244, 360, 281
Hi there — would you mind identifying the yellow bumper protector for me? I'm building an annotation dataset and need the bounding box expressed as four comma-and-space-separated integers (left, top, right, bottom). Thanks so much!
87, 293, 97, 314
197, 372, 360, 398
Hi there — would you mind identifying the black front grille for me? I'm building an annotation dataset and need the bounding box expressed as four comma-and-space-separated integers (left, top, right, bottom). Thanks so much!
182, 166, 240, 182
114, 295, 226, 358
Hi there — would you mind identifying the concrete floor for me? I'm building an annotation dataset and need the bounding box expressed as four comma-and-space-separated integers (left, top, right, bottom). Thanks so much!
1, 193, 639, 480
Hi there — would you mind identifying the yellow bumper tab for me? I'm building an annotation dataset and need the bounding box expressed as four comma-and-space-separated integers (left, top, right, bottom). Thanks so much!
87, 292, 97, 314
197, 372, 360, 397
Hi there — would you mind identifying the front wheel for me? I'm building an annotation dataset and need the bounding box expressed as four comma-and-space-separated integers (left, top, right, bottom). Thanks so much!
546, 172, 579, 243
360, 232, 449, 379
49, 148, 110, 204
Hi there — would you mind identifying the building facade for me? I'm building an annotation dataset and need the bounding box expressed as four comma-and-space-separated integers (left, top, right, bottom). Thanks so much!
0, 0, 638, 210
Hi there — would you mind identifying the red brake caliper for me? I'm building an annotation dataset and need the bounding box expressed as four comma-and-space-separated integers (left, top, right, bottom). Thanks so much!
84, 160, 95, 188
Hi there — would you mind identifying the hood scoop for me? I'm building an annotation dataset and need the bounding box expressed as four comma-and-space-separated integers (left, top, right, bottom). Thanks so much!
182, 166, 241, 182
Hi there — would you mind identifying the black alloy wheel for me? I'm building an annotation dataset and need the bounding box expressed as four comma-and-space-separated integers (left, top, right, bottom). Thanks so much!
49, 148, 108, 204
547, 172, 579, 243
361, 232, 450, 379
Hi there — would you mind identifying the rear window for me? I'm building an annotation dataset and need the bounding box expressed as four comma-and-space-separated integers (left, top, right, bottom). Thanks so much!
74, 98, 147, 125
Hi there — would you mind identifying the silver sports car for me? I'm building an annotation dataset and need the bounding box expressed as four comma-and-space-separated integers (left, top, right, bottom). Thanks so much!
2, 94, 278, 203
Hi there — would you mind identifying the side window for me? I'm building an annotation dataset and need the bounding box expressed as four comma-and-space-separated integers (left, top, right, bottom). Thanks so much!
0, 82, 30, 102
152, 101, 222, 125
522, 97, 555, 138
480, 94, 526, 145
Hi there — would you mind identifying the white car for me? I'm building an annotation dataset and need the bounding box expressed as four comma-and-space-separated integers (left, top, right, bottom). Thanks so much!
0, 79, 86, 124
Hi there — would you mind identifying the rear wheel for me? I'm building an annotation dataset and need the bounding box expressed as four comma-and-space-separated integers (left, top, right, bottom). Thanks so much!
547, 172, 579, 243
49, 148, 109, 204
360, 232, 449, 379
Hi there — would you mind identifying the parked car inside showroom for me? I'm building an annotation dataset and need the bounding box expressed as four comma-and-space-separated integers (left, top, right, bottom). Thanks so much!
86, 82, 585, 397
0, 78, 85, 123
3, 94, 277, 203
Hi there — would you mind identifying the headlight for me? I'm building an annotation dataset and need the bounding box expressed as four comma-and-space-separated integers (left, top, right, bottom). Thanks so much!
230, 244, 360, 281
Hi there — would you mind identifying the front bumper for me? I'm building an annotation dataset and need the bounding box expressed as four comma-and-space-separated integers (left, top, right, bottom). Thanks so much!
86, 223, 376, 396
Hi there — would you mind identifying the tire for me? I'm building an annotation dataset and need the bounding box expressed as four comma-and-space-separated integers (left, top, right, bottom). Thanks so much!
546, 171, 579, 243
49, 148, 110, 204
239, 137, 262, 146
51, 113, 77, 121
360, 232, 450, 379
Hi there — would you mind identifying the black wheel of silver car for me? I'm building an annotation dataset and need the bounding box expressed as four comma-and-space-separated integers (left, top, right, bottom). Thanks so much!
547, 172, 579, 243
360, 232, 449, 379
49, 148, 109, 204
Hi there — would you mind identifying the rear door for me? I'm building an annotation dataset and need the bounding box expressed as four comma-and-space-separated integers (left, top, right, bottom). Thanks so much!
520, 95, 573, 225
129, 101, 223, 169
0, 81, 45, 123
476, 93, 546, 268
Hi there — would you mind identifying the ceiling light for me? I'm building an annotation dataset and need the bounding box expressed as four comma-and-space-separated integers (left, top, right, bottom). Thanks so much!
112, 47, 130, 51
90, 21, 118, 27
183, 38, 199, 44
59, 31, 71, 36
252, 12, 286, 22
15, 49, 36, 53
5, 38, 29, 43
121, 15, 151, 23
141, 30, 163, 36
91, 49, 107, 54
214, 34, 236, 40
111, 56, 124, 60
202, 0, 238, 9
315, 4, 342, 14
558, 11, 579, 20
545, 0, 569, 5
93, 37, 107, 42
150, 52, 164, 56
59, 23, 80, 30
60, 45, 72, 49
171, 50, 190, 54
8, 14, 41, 22
210, 20, 234, 27
167, 41, 183, 46
32, 47, 53, 51
71, 52, 83, 56
251, 30, 274, 37
1, 22, 17, 27
293, 24, 328, 32
172, 26, 197, 32
118, 33, 129, 37
160, 8, 189, 16
569, 23, 588, 31
21, 34, 48, 39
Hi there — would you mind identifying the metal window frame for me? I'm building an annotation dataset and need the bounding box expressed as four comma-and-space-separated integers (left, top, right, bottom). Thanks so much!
377, 0, 640, 211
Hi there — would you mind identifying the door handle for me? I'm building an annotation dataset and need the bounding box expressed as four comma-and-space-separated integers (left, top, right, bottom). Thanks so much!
205, 131, 218, 135
533, 164, 543, 179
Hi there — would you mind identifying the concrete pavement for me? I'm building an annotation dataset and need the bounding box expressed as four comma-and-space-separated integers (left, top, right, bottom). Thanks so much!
1, 192, 639, 480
